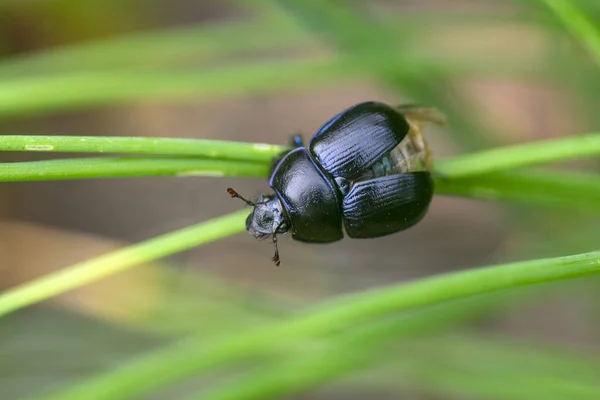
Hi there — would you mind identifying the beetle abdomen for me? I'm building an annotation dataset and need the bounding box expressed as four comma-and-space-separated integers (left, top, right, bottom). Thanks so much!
357, 125, 431, 183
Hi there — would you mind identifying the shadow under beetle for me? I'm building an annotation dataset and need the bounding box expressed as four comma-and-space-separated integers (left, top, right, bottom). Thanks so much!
228, 101, 445, 266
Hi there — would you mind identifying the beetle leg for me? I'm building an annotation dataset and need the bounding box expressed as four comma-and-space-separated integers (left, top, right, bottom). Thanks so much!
271, 220, 287, 266
290, 133, 304, 148
272, 234, 281, 267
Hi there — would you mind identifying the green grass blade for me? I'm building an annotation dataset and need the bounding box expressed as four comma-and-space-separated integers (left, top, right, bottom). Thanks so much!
434, 132, 600, 178
0, 58, 351, 117
0, 57, 534, 118
1, 135, 598, 209
0, 157, 269, 181
0, 18, 308, 78
0, 210, 248, 318
39, 250, 600, 400
541, 0, 600, 68
194, 343, 370, 400
195, 320, 600, 400
435, 170, 600, 214
0, 135, 285, 161
0, 28, 551, 119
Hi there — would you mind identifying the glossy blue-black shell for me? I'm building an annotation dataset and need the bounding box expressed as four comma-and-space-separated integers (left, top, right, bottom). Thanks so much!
270, 148, 344, 243
309, 101, 410, 180
342, 172, 433, 238
269, 101, 433, 242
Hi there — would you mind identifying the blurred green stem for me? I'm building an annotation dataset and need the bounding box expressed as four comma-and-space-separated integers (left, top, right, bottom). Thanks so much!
0, 18, 309, 78
437, 170, 600, 214
191, 293, 526, 400
0, 19, 549, 118
0, 6, 535, 78
0, 57, 350, 117
434, 132, 600, 178
350, 334, 600, 400
542, 0, 600, 68
195, 321, 600, 400
40, 250, 600, 400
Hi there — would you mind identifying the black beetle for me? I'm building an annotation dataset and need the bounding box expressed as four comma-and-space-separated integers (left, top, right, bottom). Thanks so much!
228, 101, 444, 266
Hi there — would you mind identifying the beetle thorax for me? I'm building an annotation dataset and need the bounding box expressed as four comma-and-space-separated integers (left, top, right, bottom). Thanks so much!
245, 195, 288, 240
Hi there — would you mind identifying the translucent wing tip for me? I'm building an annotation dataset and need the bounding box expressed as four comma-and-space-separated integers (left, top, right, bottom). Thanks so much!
395, 104, 448, 126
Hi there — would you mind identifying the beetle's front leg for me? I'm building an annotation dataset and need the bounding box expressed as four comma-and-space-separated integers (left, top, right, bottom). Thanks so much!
272, 234, 281, 267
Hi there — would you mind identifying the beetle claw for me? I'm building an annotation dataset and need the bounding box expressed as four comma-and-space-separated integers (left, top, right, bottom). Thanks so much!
272, 256, 281, 267
272, 234, 281, 266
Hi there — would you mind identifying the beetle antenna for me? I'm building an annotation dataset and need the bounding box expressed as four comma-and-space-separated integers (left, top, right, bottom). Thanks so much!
272, 234, 281, 267
227, 188, 256, 206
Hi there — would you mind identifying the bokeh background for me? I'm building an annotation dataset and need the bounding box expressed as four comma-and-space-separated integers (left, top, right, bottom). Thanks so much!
0, 1, 599, 399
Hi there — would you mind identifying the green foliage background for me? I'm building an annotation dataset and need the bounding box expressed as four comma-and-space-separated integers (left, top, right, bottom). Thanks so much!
0, 1, 599, 399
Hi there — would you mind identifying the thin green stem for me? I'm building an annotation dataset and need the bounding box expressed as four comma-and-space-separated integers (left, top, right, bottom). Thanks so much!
0, 136, 285, 162
436, 169, 600, 214
0, 158, 598, 212
434, 132, 600, 178
39, 250, 600, 400
0, 210, 249, 318
2, 132, 600, 181
0, 157, 269, 181
541, 0, 600, 68
1, 162, 598, 213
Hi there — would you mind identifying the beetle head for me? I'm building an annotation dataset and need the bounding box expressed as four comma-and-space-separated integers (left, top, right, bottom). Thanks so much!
245, 194, 288, 240
227, 188, 288, 266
